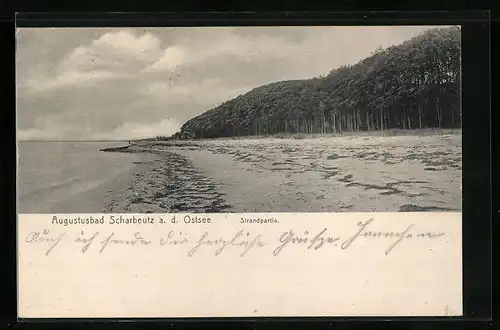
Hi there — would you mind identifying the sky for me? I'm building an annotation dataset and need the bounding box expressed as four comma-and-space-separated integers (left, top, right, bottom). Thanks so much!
16, 26, 439, 141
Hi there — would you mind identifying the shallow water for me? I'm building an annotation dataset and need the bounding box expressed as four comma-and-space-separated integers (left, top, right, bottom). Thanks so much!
17, 141, 140, 213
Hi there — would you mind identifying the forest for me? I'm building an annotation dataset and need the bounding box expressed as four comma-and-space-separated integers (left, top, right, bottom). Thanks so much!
175, 26, 460, 139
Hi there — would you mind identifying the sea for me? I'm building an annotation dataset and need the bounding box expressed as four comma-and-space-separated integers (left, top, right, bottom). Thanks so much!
17, 141, 140, 213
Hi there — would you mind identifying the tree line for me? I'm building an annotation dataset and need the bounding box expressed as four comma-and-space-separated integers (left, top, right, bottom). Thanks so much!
175, 26, 460, 139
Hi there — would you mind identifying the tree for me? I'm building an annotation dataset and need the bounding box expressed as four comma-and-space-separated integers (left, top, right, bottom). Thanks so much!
178, 27, 461, 139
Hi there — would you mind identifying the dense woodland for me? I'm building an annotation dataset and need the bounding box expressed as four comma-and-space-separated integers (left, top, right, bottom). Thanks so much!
175, 27, 460, 139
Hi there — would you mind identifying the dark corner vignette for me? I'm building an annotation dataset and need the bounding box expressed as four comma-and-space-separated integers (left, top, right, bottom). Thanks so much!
1, 19, 17, 327
460, 14, 492, 321
10, 11, 493, 327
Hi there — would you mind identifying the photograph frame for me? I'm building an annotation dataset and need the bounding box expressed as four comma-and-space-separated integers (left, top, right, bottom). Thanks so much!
2, 10, 493, 328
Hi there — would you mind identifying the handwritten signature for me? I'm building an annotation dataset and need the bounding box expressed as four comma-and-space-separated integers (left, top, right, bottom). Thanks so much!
340, 218, 445, 255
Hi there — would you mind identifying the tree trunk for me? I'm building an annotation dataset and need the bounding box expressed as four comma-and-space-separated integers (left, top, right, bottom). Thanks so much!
358, 110, 362, 131
436, 97, 442, 128
451, 104, 455, 127
418, 104, 422, 129
408, 104, 412, 130
402, 110, 407, 130
380, 107, 384, 130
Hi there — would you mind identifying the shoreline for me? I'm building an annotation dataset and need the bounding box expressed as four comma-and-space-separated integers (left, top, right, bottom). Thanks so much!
20, 158, 145, 214
61, 157, 151, 213
17, 141, 145, 214
102, 133, 462, 213
102, 147, 232, 213
148, 128, 462, 144
101, 153, 159, 212
20, 133, 460, 214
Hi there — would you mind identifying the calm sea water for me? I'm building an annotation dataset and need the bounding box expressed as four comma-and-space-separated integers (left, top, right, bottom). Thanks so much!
17, 141, 140, 213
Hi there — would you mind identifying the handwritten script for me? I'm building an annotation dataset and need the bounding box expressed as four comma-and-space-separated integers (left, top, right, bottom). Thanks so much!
24, 218, 446, 257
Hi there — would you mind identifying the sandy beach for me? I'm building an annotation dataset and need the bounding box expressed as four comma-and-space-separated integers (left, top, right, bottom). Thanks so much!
102, 132, 462, 213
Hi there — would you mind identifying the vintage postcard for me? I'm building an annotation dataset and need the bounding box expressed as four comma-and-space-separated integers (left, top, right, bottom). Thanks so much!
16, 26, 462, 318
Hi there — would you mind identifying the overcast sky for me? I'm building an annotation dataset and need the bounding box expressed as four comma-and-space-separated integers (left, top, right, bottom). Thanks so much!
16, 26, 438, 141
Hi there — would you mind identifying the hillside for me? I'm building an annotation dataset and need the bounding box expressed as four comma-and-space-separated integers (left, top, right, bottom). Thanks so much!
177, 27, 460, 139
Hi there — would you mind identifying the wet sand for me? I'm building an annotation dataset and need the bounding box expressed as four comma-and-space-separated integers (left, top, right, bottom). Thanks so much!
102, 145, 231, 213
103, 133, 462, 213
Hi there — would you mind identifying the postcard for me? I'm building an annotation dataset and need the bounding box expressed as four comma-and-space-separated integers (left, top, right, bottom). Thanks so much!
16, 25, 462, 318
